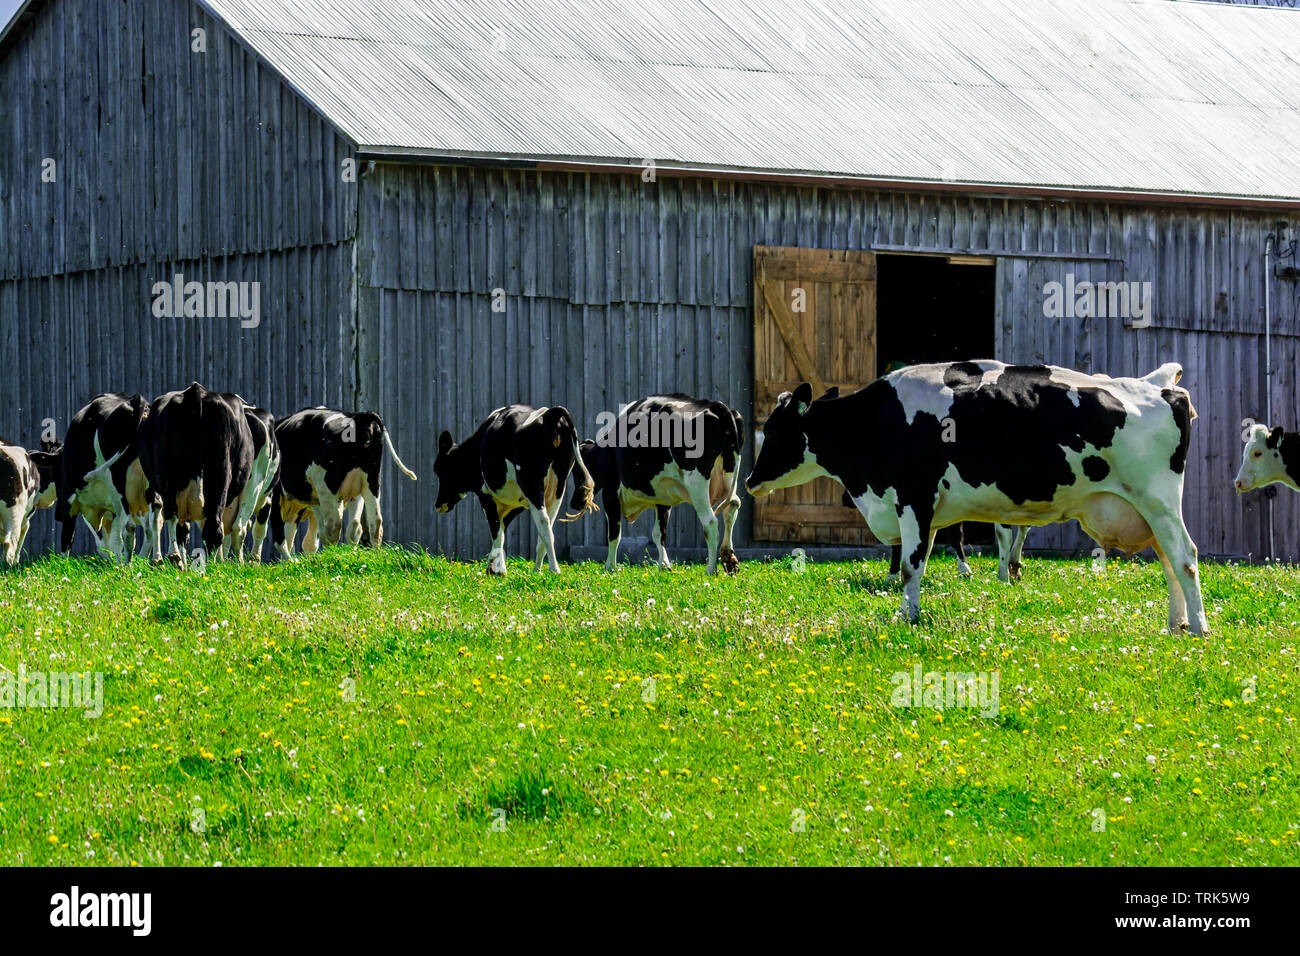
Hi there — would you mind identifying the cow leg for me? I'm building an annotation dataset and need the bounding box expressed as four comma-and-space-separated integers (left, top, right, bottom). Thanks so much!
682, 472, 720, 574
1151, 539, 1189, 633
251, 500, 272, 563
603, 495, 623, 572
163, 515, 182, 566
951, 524, 972, 577
650, 505, 671, 570
15, 508, 32, 563
887, 545, 902, 584
361, 486, 383, 548
717, 472, 741, 575
1, 505, 18, 565
1010, 526, 1026, 581
302, 510, 320, 554
480, 497, 508, 576
528, 502, 560, 574
146, 504, 164, 564
897, 507, 931, 623
345, 500, 365, 545
994, 524, 1014, 582
280, 517, 299, 560
1139, 502, 1205, 634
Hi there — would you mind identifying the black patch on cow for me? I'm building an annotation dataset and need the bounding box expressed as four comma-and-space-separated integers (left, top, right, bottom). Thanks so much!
1082, 455, 1110, 481
0, 442, 24, 507
942, 361, 985, 390
1160, 388, 1192, 474
1275, 430, 1300, 487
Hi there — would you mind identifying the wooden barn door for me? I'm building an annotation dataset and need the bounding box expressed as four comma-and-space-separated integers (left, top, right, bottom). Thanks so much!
752, 245, 878, 543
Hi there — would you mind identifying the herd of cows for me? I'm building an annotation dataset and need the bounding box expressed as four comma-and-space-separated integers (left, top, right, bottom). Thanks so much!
3, 360, 1300, 635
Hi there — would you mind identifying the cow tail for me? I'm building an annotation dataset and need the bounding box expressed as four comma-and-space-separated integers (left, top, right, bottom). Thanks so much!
381, 425, 418, 481
560, 415, 597, 521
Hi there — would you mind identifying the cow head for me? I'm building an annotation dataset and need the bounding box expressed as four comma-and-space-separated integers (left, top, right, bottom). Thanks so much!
745, 383, 826, 497
433, 430, 470, 513
1235, 424, 1300, 493
30, 445, 62, 509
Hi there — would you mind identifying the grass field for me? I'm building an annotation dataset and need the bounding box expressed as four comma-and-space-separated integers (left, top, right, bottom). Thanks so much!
0, 547, 1296, 866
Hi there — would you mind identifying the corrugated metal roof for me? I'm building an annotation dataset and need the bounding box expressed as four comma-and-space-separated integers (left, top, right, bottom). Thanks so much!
6, 0, 1300, 200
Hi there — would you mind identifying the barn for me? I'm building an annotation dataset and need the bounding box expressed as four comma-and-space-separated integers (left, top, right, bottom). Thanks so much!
3, 0, 1300, 562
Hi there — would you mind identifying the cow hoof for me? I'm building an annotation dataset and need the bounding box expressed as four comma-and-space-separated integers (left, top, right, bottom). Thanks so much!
167, 554, 184, 569
957, 562, 972, 578
885, 572, 901, 586
1008, 562, 1022, 582
721, 549, 739, 575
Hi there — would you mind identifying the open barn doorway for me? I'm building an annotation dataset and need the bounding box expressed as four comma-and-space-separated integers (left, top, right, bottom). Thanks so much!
876, 252, 998, 547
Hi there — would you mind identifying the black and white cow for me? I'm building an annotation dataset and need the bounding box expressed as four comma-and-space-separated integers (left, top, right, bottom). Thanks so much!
0, 439, 43, 565
747, 361, 1205, 634
570, 395, 744, 574
1235, 424, 1300, 495
270, 408, 416, 558
229, 404, 280, 561
435, 405, 595, 575
137, 383, 255, 563
52, 393, 155, 562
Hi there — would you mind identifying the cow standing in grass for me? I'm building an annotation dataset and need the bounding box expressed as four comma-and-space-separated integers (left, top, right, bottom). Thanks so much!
138, 383, 255, 564
0, 440, 44, 565
270, 408, 417, 558
435, 405, 595, 575
228, 403, 280, 561
572, 394, 744, 574
50, 393, 156, 562
747, 361, 1205, 634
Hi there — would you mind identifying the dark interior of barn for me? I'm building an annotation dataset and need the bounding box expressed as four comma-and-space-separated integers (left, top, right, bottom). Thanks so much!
876, 253, 996, 371
877, 253, 998, 544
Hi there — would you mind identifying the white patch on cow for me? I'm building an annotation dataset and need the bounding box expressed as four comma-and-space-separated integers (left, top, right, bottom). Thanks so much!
749, 446, 827, 497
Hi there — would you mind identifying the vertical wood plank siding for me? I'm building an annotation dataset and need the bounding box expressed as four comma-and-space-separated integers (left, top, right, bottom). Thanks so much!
353, 165, 1299, 562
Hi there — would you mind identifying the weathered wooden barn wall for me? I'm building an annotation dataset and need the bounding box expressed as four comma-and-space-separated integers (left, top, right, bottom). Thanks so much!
355, 164, 1300, 562
0, 0, 359, 554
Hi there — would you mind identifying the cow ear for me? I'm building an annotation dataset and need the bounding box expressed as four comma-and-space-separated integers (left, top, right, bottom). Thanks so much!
818, 386, 839, 402
792, 382, 814, 414
1269, 426, 1285, 447
438, 430, 454, 454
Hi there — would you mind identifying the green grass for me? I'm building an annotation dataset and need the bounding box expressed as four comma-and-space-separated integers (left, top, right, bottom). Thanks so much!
0, 547, 1296, 866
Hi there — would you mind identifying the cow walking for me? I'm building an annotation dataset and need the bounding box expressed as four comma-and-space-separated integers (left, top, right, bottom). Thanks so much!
229, 404, 280, 561
49, 393, 156, 562
573, 395, 744, 574
138, 383, 255, 564
747, 362, 1205, 634
435, 405, 595, 575
0, 440, 44, 564
270, 408, 416, 558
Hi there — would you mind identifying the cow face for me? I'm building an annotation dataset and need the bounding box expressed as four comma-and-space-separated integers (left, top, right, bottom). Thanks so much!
745, 383, 821, 497
433, 431, 467, 513
1235, 424, 1300, 493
